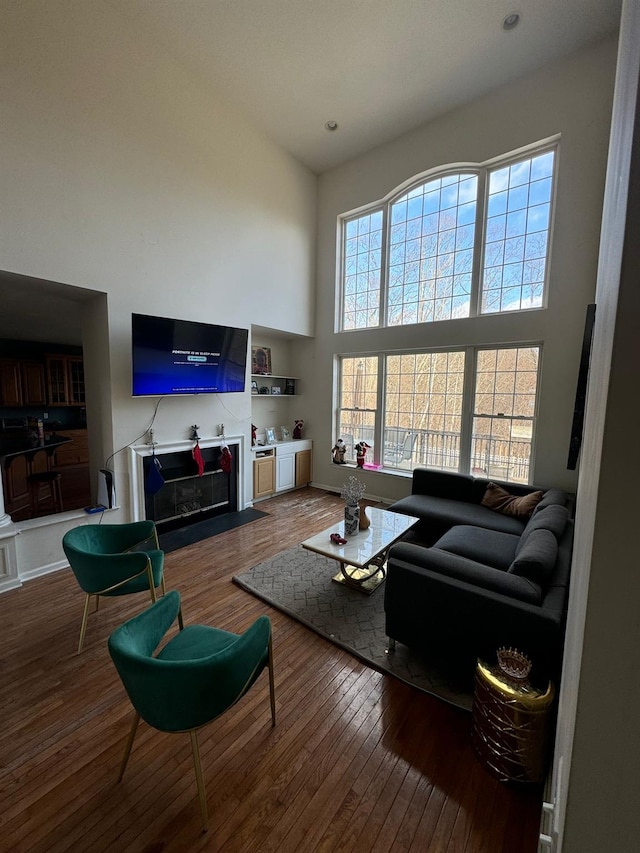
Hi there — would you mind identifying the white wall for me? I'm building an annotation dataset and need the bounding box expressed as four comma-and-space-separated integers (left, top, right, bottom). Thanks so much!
0, 1, 316, 574
311, 38, 618, 502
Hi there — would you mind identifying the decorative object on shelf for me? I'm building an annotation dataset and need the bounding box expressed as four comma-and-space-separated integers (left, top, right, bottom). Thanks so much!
251, 345, 272, 375
285, 378, 296, 395
332, 438, 347, 464
359, 502, 371, 530
251, 424, 257, 447
341, 476, 366, 536
271, 386, 281, 395
259, 386, 270, 395
280, 426, 291, 441
355, 441, 371, 468
293, 419, 304, 440
251, 380, 258, 394
265, 427, 277, 445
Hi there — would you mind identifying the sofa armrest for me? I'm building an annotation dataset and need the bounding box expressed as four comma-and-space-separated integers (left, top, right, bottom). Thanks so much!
388, 542, 541, 604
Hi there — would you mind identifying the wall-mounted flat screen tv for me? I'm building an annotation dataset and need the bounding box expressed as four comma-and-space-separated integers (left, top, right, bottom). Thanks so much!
132, 313, 248, 396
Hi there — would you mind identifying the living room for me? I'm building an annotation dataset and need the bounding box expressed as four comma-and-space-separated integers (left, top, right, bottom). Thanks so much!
2, 2, 639, 851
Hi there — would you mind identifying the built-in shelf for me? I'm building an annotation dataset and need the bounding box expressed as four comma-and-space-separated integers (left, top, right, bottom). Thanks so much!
251, 374, 298, 397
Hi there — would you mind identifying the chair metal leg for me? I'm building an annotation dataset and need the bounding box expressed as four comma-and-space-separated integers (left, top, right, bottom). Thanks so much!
77, 594, 92, 654
147, 559, 157, 603
160, 575, 166, 596
178, 606, 184, 631
118, 712, 140, 781
189, 730, 209, 832
94, 595, 100, 612
268, 635, 276, 727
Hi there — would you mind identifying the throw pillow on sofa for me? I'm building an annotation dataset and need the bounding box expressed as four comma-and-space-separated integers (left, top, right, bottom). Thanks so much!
481, 482, 544, 519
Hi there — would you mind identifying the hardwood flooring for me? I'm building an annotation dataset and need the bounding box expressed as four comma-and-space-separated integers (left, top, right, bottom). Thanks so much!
0, 488, 542, 852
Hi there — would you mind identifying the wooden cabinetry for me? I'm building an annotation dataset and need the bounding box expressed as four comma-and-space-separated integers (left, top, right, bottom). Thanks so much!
0, 360, 21, 405
0, 359, 46, 406
46, 355, 85, 406
54, 429, 89, 466
253, 452, 275, 499
295, 448, 313, 487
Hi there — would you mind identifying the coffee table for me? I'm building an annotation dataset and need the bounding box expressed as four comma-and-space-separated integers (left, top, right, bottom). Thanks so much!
301, 506, 419, 594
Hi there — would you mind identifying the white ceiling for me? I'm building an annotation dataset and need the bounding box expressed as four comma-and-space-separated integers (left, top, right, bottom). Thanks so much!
1, 0, 622, 344
107, 0, 622, 173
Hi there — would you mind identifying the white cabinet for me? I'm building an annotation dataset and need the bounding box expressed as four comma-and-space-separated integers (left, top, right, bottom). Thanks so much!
276, 445, 296, 492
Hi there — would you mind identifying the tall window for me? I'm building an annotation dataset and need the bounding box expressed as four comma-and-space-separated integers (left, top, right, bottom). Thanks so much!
471, 346, 540, 482
339, 145, 556, 330
336, 344, 541, 484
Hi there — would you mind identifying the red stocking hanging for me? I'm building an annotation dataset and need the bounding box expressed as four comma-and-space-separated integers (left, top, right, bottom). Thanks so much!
220, 444, 232, 474
192, 441, 205, 476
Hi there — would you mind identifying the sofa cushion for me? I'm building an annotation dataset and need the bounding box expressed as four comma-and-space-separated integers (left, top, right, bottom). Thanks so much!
434, 525, 520, 571
517, 505, 570, 554
481, 482, 544, 519
389, 493, 526, 535
411, 468, 475, 501
532, 488, 569, 514
509, 528, 558, 585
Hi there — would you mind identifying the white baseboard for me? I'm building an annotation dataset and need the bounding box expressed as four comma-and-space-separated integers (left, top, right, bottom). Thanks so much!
19, 559, 69, 583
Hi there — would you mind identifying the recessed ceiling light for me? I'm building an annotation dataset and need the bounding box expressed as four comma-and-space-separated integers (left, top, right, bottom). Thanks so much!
324, 120, 338, 131
502, 12, 521, 30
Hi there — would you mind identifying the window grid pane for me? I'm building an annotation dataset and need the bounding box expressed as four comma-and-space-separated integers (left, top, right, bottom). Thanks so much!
338, 357, 378, 459
383, 351, 465, 471
387, 175, 477, 326
481, 151, 554, 314
343, 212, 383, 330
471, 346, 540, 483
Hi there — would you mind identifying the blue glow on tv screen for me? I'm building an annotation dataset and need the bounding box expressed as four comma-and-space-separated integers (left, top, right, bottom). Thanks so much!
132, 313, 248, 396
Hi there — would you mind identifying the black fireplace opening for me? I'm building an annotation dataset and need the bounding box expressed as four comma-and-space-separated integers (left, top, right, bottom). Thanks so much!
143, 444, 239, 533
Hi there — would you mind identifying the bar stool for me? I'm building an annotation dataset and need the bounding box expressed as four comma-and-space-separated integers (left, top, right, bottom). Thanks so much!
26, 448, 64, 516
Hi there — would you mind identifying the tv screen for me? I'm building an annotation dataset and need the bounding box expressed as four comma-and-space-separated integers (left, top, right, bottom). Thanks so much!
132, 313, 248, 396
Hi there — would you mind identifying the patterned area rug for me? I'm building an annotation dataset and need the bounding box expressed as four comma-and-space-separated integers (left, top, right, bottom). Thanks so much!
233, 544, 473, 711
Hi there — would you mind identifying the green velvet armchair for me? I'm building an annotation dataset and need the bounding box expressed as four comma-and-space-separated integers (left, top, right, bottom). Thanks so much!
108, 590, 276, 831
62, 520, 165, 653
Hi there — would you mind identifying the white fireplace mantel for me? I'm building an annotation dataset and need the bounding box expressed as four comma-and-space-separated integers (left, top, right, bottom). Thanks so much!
128, 434, 244, 522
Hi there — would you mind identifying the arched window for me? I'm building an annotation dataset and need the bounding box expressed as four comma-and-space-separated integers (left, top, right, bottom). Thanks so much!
339, 144, 556, 330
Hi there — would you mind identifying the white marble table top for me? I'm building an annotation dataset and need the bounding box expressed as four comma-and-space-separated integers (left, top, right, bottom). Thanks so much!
301, 506, 418, 569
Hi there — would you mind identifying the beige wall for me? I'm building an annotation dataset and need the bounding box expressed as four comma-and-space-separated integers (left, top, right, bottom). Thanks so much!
311, 37, 618, 502
0, 1, 316, 571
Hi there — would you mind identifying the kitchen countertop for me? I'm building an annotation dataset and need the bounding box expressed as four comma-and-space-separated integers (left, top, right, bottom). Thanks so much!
0, 433, 72, 466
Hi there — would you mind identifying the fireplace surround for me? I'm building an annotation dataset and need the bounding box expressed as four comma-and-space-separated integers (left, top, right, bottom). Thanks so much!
128, 436, 244, 531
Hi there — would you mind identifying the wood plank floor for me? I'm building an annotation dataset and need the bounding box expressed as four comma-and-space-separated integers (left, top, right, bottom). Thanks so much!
0, 488, 543, 852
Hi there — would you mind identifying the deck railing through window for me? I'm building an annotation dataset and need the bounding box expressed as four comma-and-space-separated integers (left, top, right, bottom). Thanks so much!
338, 421, 532, 484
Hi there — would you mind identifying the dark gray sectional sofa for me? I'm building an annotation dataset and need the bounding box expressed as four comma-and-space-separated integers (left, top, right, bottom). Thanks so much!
385, 469, 574, 682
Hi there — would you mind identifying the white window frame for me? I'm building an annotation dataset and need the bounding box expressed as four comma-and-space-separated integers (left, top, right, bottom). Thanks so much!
337, 138, 559, 332
336, 342, 542, 484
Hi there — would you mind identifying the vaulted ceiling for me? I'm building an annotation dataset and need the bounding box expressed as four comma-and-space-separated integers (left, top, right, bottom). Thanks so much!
107, 0, 622, 173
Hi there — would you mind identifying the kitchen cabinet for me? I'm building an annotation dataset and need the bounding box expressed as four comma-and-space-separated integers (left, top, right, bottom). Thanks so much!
0, 359, 46, 406
54, 429, 89, 466
0, 360, 21, 406
46, 355, 85, 406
